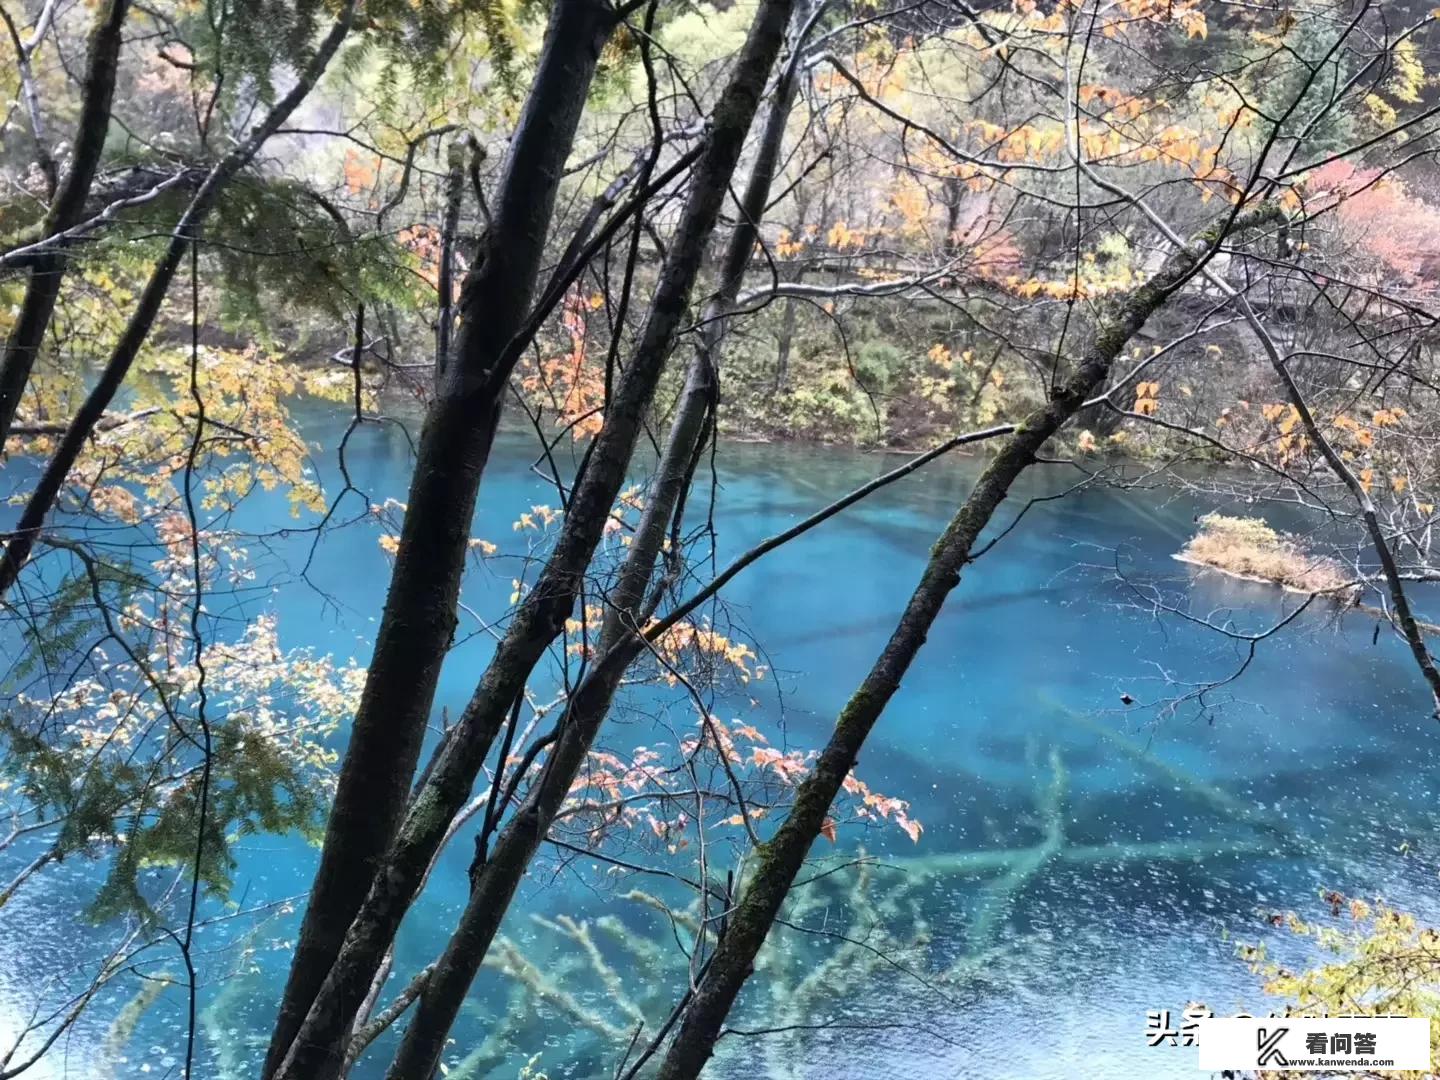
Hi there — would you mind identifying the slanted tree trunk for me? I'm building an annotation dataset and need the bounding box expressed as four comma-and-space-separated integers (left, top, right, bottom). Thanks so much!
265, 3, 799, 1076
652, 203, 1285, 1080
0, 0, 130, 447
373, 20, 805, 1078
0, 3, 356, 599
261, 3, 620, 1074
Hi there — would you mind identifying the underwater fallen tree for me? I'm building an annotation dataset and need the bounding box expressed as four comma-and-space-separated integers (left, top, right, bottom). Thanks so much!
442, 728, 1286, 1078
651, 201, 1287, 1080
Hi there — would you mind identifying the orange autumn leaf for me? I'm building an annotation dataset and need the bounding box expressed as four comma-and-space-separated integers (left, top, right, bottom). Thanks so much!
343, 148, 379, 195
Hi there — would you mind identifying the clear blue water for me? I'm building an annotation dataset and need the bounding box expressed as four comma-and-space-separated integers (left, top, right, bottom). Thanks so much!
4, 401, 1440, 1079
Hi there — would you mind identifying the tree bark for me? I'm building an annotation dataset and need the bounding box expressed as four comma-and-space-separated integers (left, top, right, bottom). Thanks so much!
433, 139, 466, 391
652, 203, 1285, 1080
372, 20, 803, 1077
263, 1, 798, 1074
0, 3, 356, 598
772, 278, 802, 393
292, 0, 791, 1033
261, 3, 619, 1075
0, 0, 130, 447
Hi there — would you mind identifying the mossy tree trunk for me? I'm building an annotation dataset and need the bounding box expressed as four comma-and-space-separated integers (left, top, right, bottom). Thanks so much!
652, 203, 1285, 1080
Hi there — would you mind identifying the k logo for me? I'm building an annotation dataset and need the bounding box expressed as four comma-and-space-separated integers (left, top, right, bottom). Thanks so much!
1256, 1027, 1290, 1067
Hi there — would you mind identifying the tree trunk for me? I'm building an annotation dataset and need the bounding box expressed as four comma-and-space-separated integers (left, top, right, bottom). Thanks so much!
0, 4, 356, 598
652, 204, 1284, 1080
0, 0, 130, 447
433, 139, 466, 392
261, 3, 618, 1074
277, 0, 798, 1047
257, 1, 800, 1075
371, 22, 802, 1077
773, 273, 803, 393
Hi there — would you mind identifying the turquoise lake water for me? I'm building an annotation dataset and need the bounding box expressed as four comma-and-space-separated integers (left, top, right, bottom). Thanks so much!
4, 403, 1440, 1079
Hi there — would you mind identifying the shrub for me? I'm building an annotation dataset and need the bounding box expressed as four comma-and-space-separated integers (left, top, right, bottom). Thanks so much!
1245, 893, 1440, 1080
852, 340, 908, 393
1180, 514, 1356, 598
